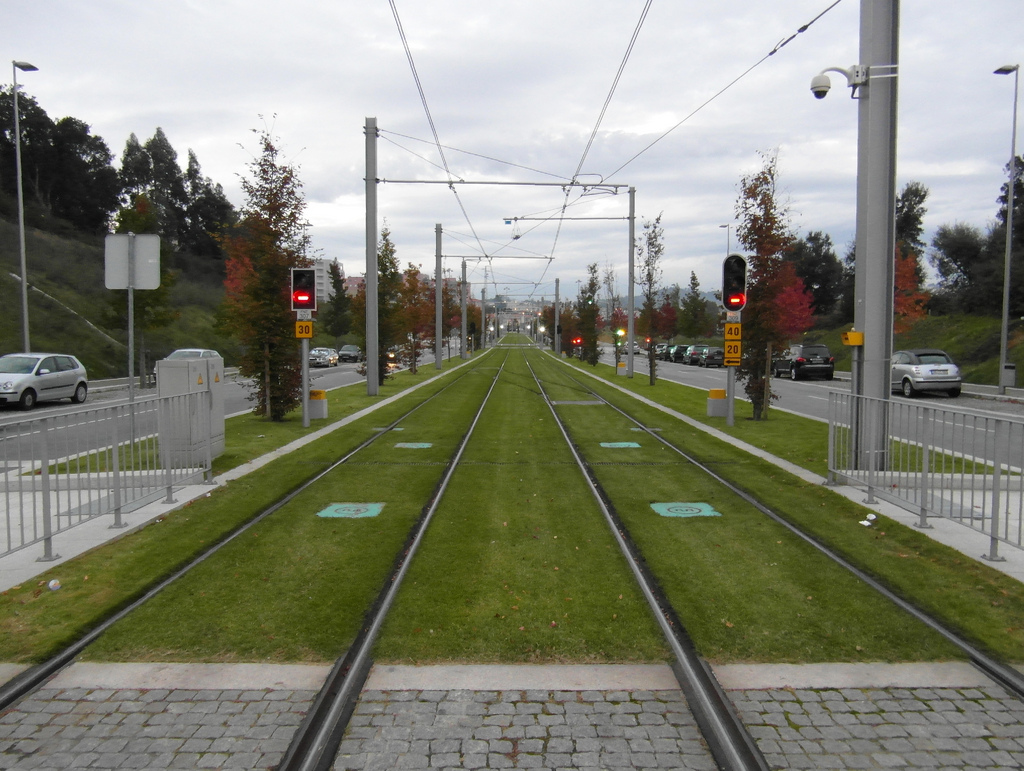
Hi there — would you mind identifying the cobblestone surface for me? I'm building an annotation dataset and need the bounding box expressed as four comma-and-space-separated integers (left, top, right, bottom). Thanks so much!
333, 688, 716, 770
734, 683, 1024, 770
0, 686, 317, 770
2, 682, 1023, 769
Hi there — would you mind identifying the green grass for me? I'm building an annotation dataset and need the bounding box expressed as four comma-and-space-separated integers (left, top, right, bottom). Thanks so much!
550, 352, 1024, 663
2, 341, 1022, 668
374, 351, 669, 664
0, 357, 490, 662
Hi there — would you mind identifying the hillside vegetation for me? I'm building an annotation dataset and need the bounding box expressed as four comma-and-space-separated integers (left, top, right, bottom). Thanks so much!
0, 214, 236, 379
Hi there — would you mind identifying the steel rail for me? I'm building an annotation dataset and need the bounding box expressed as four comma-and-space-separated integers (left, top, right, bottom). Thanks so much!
0, 355, 494, 714
279, 350, 511, 771
523, 351, 770, 771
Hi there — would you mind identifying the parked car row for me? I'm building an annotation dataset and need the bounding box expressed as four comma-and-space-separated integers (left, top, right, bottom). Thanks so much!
652, 344, 725, 367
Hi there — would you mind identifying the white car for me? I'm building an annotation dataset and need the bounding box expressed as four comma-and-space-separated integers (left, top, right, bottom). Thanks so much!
0, 353, 89, 410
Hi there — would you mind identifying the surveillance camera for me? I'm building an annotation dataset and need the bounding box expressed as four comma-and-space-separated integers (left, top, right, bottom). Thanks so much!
810, 74, 831, 99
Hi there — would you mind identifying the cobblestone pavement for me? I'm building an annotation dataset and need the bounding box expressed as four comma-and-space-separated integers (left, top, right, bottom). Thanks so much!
334, 688, 717, 770
734, 683, 1024, 770
2, 667, 1024, 769
0, 685, 317, 770
335, 685, 1024, 770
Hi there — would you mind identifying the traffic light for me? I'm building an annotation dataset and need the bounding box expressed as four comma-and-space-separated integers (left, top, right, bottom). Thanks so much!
291, 268, 316, 311
722, 254, 747, 311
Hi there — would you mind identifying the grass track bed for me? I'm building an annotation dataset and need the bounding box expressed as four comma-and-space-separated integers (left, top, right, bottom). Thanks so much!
373, 350, 669, 664
0, 356, 497, 663
550, 352, 1024, 664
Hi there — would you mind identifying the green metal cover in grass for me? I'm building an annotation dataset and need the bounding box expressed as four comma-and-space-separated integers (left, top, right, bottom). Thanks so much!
394, 443, 432, 448
317, 503, 385, 518
650, 503, 721, 518
600, 442, 641, 448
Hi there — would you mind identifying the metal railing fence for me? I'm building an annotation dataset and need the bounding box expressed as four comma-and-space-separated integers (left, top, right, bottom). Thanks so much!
1, 392, 213, 562
828, 392, 1024, 561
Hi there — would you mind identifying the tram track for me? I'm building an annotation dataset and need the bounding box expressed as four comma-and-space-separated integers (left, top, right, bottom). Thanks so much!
3, 342, 1022, 771
523, 350, 770, 771
0, 351, 504, 716
542, 351, 1024, 702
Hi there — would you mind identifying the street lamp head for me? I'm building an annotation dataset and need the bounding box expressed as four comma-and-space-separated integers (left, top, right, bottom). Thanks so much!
13, 61, 38, 73
995, 64, 1019, 76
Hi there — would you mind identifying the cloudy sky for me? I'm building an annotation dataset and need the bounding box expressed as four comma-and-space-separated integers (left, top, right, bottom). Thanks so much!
6, 1, 1023, 302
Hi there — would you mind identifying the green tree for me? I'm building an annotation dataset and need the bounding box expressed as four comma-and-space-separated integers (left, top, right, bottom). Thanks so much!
351, 226, 403, 385
182, 150, 236, 257
0, 89, 120, 232
735, 150, 806, 419
679, 272, 712, 339
219, 129, 310, 420
321, 261, 351, 345
398, 263, 434, 374
576, 263, 601, 365
635, 215, 664, 385
788, 231, 842, 319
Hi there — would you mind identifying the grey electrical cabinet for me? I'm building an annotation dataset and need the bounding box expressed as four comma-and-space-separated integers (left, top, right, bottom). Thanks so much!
155, 356, 226, 466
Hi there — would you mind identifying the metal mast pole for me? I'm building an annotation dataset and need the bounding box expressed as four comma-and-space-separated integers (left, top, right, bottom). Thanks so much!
627, 187, 636, 377
435, 224, 443, 370
997, 65, 1019, 394
554, 279, 560, 356
460, 259, 468, 359
13, 61, 36, 353
365, 118, 380, 396
853, 0, 899, 469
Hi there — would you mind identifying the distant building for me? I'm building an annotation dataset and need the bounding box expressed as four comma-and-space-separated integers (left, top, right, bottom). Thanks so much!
312, 259, 342, 302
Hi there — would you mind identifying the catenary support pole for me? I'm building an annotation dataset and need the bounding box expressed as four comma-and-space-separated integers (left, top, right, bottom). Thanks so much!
460, 259, 468, 359
627, 187, 635, 377
853, 0, 899, 470
365, 118, 379, 396
435, 224, 443, 370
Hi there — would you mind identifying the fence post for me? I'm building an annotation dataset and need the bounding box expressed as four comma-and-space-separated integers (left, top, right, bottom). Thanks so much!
983, 420, 1007, 563
161, 396, 177, 505
109, 404, 126, 529
204, 390, 215, 485
36, 418, 60, 562
916, 406, 933, 529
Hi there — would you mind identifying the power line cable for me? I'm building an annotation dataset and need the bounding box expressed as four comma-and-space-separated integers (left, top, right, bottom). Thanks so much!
388, 0, 488, 257
547, 1, 652, 277
605, 0, 845, 181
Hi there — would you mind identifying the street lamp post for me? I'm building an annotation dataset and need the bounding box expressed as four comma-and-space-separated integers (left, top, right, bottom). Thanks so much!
12, 60, 38, 354
719, 223, 731, 256
995, 64, 1020, 395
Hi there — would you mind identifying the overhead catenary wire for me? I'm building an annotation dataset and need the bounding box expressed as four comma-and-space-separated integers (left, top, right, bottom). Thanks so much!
546, 0, 653, 281
605, 0, 846, 181
388, 0, 488, 258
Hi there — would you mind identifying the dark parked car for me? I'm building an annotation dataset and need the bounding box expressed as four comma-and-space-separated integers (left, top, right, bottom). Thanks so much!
772, 344, 835, 380
671, 345, 690, 363
890, 349, 962, 397
338, 345, 362, 363
0, 353, 88, 409
687, 345, 708, 365
698, 347, 724, 367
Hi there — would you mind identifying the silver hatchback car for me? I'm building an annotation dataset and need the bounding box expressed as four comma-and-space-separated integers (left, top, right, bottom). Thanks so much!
0, 353, 89, 409
890, 349, 962, 398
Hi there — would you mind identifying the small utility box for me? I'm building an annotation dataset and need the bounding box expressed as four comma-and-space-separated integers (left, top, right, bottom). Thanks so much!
707, 388, 727, 417
156, 356, 225, 466
1001, 363, 1017, 389
309, 389, 328, 419
616, 361, 627, 376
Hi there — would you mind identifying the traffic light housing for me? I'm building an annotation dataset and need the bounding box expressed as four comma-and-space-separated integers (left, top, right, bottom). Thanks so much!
723, 254, 747, 311
291, 268, 317, 311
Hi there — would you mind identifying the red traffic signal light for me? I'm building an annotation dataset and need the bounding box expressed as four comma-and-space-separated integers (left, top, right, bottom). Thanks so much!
723, 254, 747, 311
291, 268, 317, 311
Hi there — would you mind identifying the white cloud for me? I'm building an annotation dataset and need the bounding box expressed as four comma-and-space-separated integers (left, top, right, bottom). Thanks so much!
6, 0, 1022, 296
